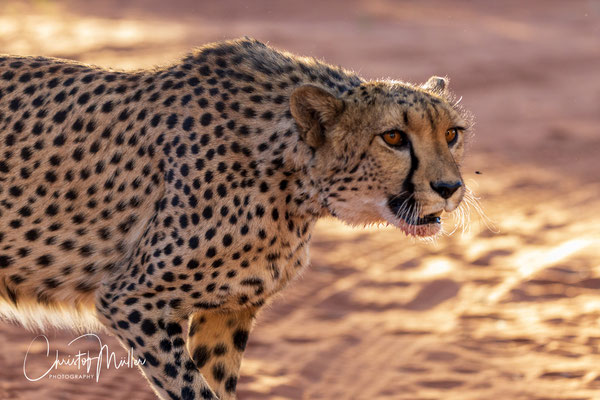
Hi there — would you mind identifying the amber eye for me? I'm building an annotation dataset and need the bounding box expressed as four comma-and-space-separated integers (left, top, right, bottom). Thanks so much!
381, 130, 406, 147
446, 128, 459, 145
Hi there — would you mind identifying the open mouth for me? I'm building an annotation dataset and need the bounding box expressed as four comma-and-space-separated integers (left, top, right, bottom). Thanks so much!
405, 211, 443, 226
387, 195, 443, 237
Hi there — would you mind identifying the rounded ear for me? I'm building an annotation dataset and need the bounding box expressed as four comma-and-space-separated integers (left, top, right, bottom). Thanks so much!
290, 85, 345, 148
421, 76, 449, 95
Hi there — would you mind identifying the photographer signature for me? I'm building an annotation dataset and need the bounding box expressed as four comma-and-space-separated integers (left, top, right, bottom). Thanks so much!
23, 333, 145, 382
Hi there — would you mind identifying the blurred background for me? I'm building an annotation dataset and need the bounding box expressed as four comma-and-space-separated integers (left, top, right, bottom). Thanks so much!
0, 0, 599, 399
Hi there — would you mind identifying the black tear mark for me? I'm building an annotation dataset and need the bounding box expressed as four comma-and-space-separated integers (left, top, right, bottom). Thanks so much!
388, 140, 419, 214
404, 141, 419, 195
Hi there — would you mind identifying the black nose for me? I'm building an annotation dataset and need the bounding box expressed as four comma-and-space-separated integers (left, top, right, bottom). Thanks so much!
430, 180, 462, 199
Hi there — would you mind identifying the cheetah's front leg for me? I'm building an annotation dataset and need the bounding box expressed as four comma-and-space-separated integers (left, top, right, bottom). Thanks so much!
96, 287, 218, 400
187, 307, 258, 400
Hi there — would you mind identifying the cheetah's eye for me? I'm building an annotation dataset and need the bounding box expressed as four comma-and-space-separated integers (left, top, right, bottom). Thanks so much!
446, 128, 460, 146
381, 130, 407, 148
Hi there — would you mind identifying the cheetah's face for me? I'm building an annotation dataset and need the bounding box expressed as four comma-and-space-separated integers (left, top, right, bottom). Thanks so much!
291, 77, 471, 237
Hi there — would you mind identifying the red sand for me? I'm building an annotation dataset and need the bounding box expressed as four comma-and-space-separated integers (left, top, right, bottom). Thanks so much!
0, 1, 599, 399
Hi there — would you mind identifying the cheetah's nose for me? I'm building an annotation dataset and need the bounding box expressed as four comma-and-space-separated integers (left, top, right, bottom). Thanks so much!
430, 180, 462, 200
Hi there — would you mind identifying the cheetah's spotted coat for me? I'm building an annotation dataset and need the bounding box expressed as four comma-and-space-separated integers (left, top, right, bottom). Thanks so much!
0, 38, 470, 399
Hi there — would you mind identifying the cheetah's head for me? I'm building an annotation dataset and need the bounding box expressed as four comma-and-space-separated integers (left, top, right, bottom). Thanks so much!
290, 77, 471, 237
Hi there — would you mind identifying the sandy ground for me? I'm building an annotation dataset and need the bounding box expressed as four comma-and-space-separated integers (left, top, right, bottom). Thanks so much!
1, 0, 600, 399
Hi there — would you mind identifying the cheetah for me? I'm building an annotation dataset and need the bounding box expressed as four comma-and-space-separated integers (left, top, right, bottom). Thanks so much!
0, 37, 471, 399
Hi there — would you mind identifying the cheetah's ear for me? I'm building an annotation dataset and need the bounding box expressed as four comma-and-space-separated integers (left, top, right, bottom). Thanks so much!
290, 85, 345, 148
421, 76, 448, 95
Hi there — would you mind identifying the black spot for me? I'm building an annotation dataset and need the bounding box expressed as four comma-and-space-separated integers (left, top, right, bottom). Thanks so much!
44, 278, 61, 289
164, 363, 178, 378
205, 228, 216, 240
212, 363, 225, 382
146, 112, 163, 128
13, 120, 24, 133
176, 144, 187, 158
162, 272, 175, 282
199, 65, 211, 76
78, 93, 90, 105
159, 339, 172, 353
0, 161, 9, 173
200, 388, 213, 400
101, 101, 113, 113
18, 206, 32, 217
141, 319, 157, 336
205, 247, 216, 258
60, 240, 75, 251
142, 352, 159, 367
118, 109, 131, 121
32, 122, 44, 135
72, 147, 85, 162
225, 376, 237, 393
128, 310, 141, 324
48, 77, 60, 88
244, 108, 256, 118
93, 84, 106, 95
45, 204, 59, 216
54, 91, 66, 103
232, 329, 249, 351
192, 345, 211, 368
124, 298, 138, 306
72, 118, 84, 132
181, 94, 192, 105
52, 109, 68, 124
8, 186, 22, 197
255, 205, 265, 218
200, 113, 212, 126
9, 98, 21, 111
182, 116, 194, 131
117, 320, 130, 330
36, 254, 54, 267
213, 344, 227, 356
53, 134, 66, 146
0, 255, 14, 268
45, 171, 58, 183
166, 113, 178, 128
24, 229, 40, 241
181, 386, 195, 400
166, 322, 182, 336
5, 134, 15, 146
